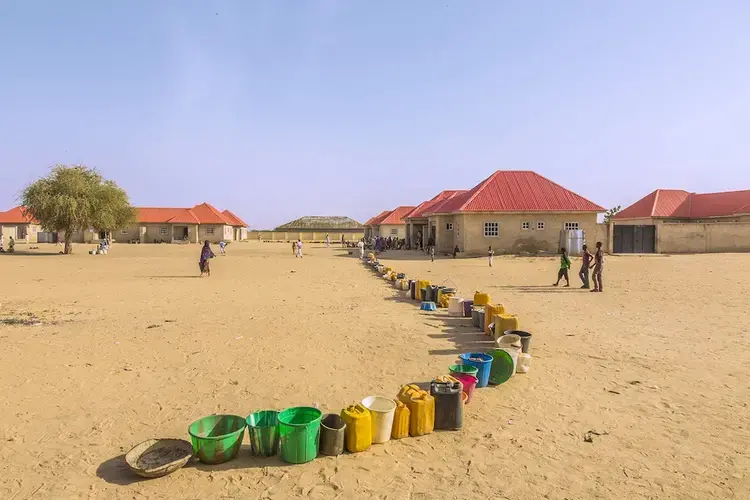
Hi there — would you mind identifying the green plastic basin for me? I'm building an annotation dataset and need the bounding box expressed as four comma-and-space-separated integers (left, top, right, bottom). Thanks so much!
188, 414, 246, 464
449, 364, 479, 377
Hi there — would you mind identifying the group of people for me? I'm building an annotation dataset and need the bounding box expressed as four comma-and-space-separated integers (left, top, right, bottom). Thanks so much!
371, 236, 404, 252
0, 235, 14, 253
553, 242, 605, 292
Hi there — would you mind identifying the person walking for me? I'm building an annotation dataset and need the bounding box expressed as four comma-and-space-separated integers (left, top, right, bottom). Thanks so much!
199, 240, 215, 277
219, 240, 226, 255
325, 234, 330, 248
296, 239, 303, 258
579, 244, 592, 289
553, 247, 571, 287
488, 246, 494, 267
429, 244, 435, 262
358, 239, 365, 259
591, 241, 604, 292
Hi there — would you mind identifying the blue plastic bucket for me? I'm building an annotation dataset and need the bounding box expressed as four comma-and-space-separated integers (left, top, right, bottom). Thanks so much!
459, 353, 493, 388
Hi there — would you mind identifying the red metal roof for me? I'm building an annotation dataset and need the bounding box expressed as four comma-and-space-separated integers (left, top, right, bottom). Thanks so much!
404, 190, 465, 219
2, 204, 246, 226
137, 207, 200, 224
378, 206, 415, 225
430, 171, 604, 213
366, 210, 393, 226
0, 206, 38, 224
614, 189, 750, 219
221, 210, 248, 227
421, 191, 470, 217
190, 203, 231, 224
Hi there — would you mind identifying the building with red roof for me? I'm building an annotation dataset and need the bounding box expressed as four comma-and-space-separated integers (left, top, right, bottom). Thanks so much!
363, 206, 415, 240
610, 188, 750, 254
613, 189, 750, 223
0, 202, 248, 245
403, 190, 467, 248
363, 170, 604, 255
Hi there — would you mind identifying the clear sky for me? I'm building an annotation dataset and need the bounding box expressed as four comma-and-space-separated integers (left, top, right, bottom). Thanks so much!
1, 1, 749, 228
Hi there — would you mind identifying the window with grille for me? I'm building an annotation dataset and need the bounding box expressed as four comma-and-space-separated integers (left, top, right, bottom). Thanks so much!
206, 227, 215, 235
484, 222, 499, 237
521, 221, 530, 230
537, 221, 545, 230
159, 227, 168, 235
390, 229, 397, 235
564, 222, 579, 231
121, 229, 129, 235
446, 223, 453, 231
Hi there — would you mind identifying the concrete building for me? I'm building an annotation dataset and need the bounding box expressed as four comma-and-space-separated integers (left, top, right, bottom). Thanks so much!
363, 211, 391, 240
272, 216, 364, 242
0, 202, 248, 245
403, 190, 466, 248
364, 206, 415, 240
612, 189, 750, 253
0, 206, 43, 243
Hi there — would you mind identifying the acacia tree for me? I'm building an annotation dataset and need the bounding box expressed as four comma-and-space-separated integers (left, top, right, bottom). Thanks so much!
604, 205, 622, 223
21, 165, 136, 254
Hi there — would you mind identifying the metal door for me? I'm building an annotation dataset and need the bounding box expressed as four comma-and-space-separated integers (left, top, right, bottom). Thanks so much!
613, 225, 655, 253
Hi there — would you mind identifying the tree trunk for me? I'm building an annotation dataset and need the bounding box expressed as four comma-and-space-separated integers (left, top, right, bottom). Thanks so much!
64, 230, 73, 254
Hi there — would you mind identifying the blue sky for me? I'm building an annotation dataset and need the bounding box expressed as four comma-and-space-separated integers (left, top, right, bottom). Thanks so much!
1, 1, 749, 228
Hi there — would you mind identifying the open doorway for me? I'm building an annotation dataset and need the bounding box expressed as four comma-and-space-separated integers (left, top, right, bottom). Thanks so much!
174, 226, 189, 242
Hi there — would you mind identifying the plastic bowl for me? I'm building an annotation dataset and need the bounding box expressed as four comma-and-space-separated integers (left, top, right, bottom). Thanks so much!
188, 415, 246, 464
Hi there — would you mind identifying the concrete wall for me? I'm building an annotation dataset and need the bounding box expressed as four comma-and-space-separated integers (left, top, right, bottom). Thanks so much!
380, 224, 407, 239
1, 224, 41, 243
443, 212, 599, 256
251, 230, 364, 242
657, 223, 750, 253
117, 225, 140, 242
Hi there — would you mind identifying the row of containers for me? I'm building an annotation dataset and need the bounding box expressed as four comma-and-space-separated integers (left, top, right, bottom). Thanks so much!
366, 254, 533, 385
189, 374, 475, 466
183, 255, 535, 467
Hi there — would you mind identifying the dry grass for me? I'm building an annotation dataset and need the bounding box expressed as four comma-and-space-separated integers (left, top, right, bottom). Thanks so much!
0, 243, 748, 499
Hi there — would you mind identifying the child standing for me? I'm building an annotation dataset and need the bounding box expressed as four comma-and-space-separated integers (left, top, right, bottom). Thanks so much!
296, 239, 303, 258
488, 246, 494, 267
553, 247, 571, 287
219, 241, 226, 255
591, 241, 604, 292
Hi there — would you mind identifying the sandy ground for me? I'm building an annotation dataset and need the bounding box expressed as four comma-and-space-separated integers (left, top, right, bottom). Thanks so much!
0, 242, 748, 500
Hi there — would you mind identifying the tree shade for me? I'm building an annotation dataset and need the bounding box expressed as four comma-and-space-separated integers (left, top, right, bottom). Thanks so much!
21, 165, 136, 254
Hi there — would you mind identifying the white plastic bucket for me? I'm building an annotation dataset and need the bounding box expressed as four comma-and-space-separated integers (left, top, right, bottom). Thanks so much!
517, 353, 532, 373
361, 396, 396, 444
448, 297, 464, 316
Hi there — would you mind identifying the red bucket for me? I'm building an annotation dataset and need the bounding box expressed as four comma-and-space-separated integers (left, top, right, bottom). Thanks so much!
452, 373, 478, 403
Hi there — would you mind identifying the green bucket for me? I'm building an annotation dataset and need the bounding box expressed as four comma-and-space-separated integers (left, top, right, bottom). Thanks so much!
449, 364, 479, 377
246, 410, 280, 457
278, 407, 322, 464
188, 414, 246, 464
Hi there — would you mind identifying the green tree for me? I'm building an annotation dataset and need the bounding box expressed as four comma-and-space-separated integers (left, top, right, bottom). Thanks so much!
604, 205, 622, 223
21, 165, 136, 254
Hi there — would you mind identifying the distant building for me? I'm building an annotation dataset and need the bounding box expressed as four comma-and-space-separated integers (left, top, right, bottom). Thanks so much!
363, 207, 415, 240
0, 202, 248, 244
274, 216, 364, 241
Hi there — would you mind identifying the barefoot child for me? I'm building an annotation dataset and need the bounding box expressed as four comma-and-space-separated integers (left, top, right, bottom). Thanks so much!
488, 246, 494, 267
